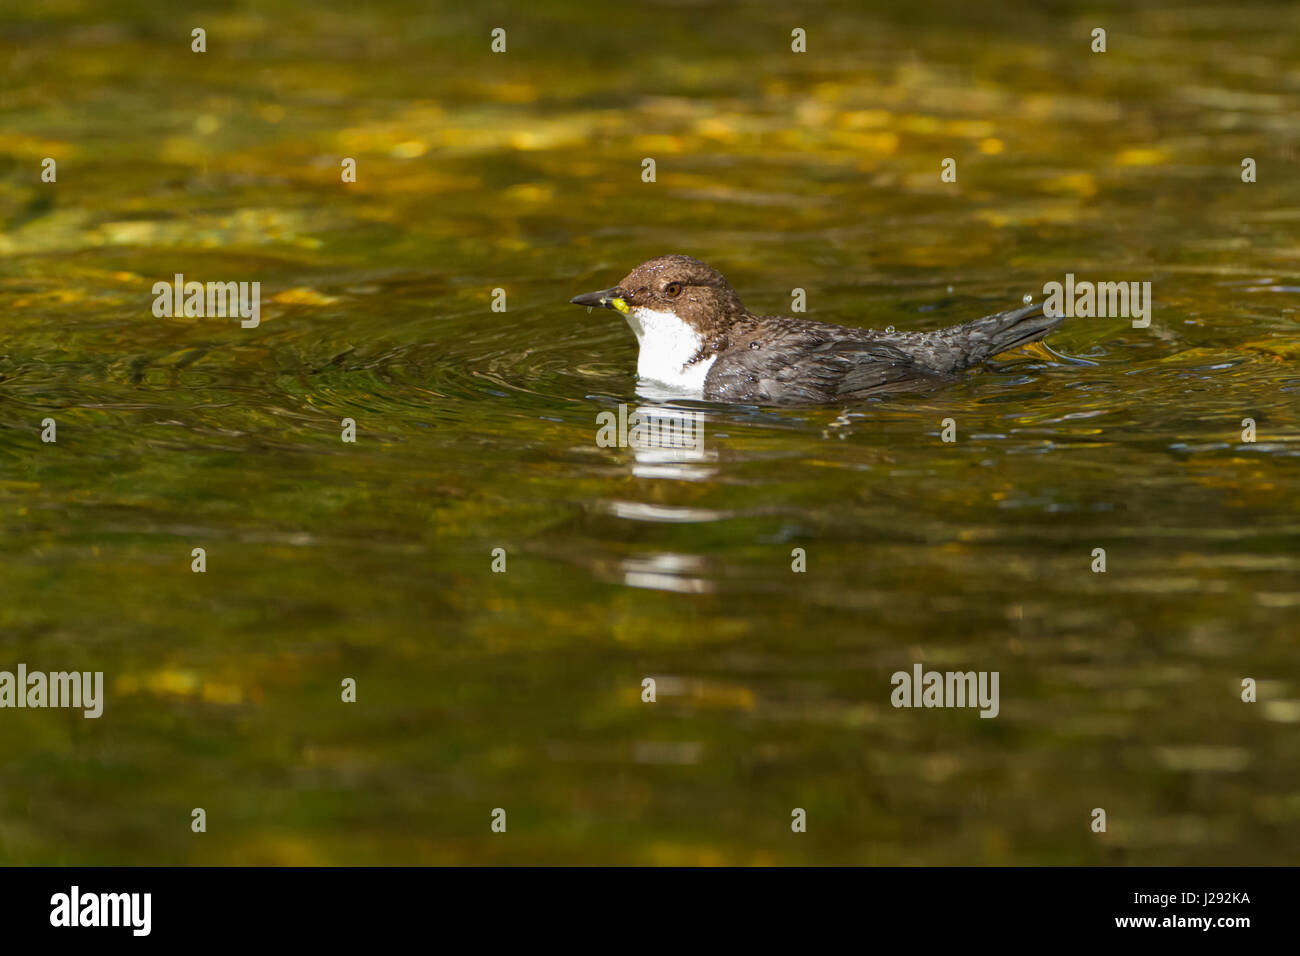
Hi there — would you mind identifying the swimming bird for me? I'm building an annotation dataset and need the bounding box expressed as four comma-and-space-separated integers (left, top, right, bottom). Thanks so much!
570, 255, 1063, 405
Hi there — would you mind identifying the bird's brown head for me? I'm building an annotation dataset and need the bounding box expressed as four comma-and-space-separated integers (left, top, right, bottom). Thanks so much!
570, 255, 749, 339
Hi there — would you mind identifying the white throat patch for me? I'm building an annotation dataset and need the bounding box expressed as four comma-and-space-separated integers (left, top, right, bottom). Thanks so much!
624, 306, 715, 398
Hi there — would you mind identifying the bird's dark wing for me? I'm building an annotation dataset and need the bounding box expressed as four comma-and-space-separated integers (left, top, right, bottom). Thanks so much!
703, 322, 956, 405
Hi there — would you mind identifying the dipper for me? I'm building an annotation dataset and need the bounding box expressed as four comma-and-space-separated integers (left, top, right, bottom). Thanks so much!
571, 255, 1062, 405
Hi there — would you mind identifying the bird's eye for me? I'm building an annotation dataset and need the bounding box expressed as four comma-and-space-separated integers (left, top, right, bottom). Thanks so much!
664, 282, 682, 298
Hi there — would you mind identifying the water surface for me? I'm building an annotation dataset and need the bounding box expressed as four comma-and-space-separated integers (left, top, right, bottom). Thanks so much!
1, 0, 1297, 864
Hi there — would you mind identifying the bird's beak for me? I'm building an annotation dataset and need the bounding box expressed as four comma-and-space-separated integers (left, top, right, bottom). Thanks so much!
569, 287, 630, 315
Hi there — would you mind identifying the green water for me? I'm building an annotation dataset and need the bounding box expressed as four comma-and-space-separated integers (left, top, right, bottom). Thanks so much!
1, 0, 1297, 864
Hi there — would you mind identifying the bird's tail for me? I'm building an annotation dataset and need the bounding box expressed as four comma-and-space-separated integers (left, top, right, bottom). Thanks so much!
919, 301, 1064, 373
